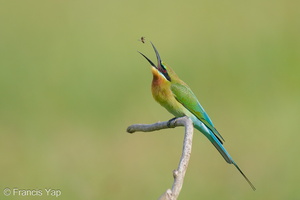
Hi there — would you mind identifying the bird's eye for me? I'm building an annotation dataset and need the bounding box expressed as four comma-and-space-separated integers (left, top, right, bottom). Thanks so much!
161, 64, 167, 73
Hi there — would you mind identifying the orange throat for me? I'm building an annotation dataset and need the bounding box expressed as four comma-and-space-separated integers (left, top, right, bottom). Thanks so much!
151, 67, 165, 87
151, 67, 171, 103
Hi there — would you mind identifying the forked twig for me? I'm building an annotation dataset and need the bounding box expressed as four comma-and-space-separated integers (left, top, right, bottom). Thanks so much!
127, 116, 194, 200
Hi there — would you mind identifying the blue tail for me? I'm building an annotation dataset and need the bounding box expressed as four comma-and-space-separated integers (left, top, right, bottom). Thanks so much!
190, 115, 256, 190
190, 115, 233, 164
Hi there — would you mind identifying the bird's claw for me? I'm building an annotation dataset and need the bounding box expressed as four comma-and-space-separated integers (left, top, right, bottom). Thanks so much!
167, 117, 178, 128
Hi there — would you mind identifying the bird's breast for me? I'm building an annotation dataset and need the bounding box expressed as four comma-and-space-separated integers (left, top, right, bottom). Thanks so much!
151, 75, 186, 117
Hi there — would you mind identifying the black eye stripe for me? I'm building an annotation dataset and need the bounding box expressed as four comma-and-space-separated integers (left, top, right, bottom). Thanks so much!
158, 62, 171, 81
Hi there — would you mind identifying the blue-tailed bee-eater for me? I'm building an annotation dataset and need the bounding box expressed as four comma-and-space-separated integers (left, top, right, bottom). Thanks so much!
138, 42, 256, 190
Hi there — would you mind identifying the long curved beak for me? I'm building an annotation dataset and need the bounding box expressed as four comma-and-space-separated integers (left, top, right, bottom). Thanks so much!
138, 42, 162, 70
137, 51, 156, 67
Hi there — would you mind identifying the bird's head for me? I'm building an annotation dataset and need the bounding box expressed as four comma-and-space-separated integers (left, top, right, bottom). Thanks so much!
138, 42, 177, 82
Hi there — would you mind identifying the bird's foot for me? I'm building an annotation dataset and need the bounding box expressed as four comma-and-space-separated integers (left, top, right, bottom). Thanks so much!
167, 117, 178, 128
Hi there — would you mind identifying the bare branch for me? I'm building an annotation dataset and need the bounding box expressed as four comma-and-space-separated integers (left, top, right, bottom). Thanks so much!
127, 116, 194, 200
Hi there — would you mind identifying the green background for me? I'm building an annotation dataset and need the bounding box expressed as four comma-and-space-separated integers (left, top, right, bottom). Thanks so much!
1, 0, 299, 199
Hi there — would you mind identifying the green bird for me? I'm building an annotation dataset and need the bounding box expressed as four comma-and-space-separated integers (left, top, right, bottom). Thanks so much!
138, 42, 256, 190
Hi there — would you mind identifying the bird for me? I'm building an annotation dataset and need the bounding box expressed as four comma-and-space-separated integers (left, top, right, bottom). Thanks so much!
138, 42, 256, 191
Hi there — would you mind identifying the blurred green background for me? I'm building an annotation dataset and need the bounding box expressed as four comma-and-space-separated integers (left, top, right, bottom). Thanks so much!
1, 0, 299, 199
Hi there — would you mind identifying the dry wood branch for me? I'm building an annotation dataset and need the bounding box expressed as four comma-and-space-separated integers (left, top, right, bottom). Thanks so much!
127, 116, 194, 200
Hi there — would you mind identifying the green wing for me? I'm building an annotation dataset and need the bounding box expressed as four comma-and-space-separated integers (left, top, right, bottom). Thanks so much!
171, 83, 225, 142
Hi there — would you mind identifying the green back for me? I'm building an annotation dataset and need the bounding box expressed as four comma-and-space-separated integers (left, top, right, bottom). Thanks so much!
171, 83, 225, 142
